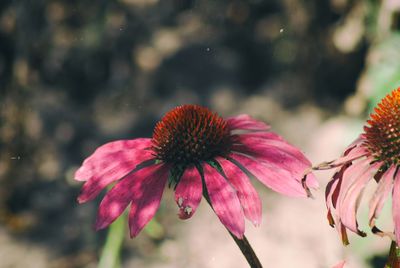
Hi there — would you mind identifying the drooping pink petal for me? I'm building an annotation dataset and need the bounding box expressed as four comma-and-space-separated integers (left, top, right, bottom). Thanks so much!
217, 157, 262, 226
369, 165, 395, 227
95, 163, 167, 231
326, 177, 341, 226
203, 163, 245, 238
226, 114, 270, 132
339, 161, 381, 235
231, 141, 316, 186
392, 170, 400, 245
174, 166, 203, 219
234, 132, 309, 164
75, 138, 152, 181
77, 140, 155, 203
230, 153, 308, 197
129, 164, 170, 237
325, 144, 369, 169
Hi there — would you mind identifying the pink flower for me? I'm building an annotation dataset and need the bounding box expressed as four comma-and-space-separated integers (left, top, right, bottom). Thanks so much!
75, 105, 317, 238
321, 88, 400, 245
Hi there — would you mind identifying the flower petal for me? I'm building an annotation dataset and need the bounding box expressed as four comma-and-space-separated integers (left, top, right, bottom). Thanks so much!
323, 143, 369, 169
232, 143, 312, 182
95, 163, 167, 231
369, 165, 395, 227
392, 169, 400, 244
75, 138, 153, 181
174, 166, 203, 219
332, 260, 346, 268
203, 163, 245, 238
226, 114, 270, 132
217, 157, 262, 226
338, 159, 380, 235
234, 132, 308, 164
77, 140, 155, 203
234, 133, 319, 189
230, 153, 307, 197
128, 164, 169, 237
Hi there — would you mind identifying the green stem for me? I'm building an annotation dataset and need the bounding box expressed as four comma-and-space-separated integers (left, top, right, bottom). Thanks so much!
385, 240, 400, 268
98, 213, 126, 268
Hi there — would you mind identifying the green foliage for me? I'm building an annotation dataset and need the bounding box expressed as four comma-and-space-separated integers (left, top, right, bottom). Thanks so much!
366, 34, 400, 111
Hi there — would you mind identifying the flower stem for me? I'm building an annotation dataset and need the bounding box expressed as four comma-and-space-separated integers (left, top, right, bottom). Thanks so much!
385, 240, 400, 268
98, 213, 126, 268
202, 193, 262, 268
228, 231, 263, 268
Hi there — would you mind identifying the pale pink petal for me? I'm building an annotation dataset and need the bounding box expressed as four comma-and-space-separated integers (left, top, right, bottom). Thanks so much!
226, 114, 270, 131
392, 170, 400, 244
230, 153, 307, 197
203, 163, 245, 238
77, 141, 155, 204
174, 166, 203, 219
95, 164, 167, 230
338, 159, 380, 235
332, 260, 346, 268
217, 157, 262, 226
326, 164, 353, 245
128, 164, 170, 237
327, 144, 369, 168
369, 165, 395, 227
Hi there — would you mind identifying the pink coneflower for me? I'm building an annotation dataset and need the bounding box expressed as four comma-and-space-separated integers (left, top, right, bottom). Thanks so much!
318, 88, 400, 245
75, 105, 317, 238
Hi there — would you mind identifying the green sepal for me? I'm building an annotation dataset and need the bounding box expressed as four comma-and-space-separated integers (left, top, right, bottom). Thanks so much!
168, 165, 185, 189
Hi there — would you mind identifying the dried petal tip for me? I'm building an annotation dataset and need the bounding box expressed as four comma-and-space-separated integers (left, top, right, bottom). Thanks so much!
364, 88, 400, 164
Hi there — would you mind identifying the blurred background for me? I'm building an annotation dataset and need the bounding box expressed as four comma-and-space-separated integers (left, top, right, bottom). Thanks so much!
1, 0, 400, 267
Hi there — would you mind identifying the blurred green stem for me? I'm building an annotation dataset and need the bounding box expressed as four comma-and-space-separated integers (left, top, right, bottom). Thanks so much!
98, 213, 126, 268
385, 240, 400, 268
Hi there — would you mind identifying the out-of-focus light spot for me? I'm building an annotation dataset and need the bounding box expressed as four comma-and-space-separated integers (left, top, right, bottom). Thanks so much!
0, 8, 16, 33
25, 111, 42, 140
332, 4, 365, 53
152, 29, 182, 57
344, 94, 367, 116
38, 152, 60, 181
134, 46, 162, 72
13, 59, 29, 86
255, 16, 283, 41
120, 0, 158, 7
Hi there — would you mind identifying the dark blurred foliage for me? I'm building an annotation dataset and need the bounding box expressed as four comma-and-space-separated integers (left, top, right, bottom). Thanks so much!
0, 0, 397, 266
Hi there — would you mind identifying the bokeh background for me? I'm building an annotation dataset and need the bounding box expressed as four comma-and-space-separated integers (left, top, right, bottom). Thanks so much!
1, 0, 400, 267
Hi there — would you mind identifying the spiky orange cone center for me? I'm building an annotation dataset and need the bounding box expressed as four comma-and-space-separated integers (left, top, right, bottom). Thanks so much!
152, 105, 232, 166
364, 89, 400, 165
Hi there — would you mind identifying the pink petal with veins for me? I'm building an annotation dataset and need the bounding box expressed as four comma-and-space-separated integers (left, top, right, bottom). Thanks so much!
339, 161, 381, 235
128, 164, 170, 237
203, 163, 245, 238
226, 114, 270, 132
95, 163, 167, 231
392, 170, 400, 244
174, 166, 203, 219
369, 165, 395, 227
217, 157, 262, 226
230, 153, 307, 197
76, 139, 154, 203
